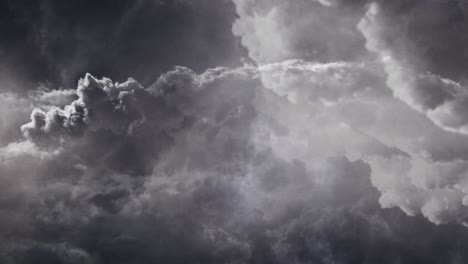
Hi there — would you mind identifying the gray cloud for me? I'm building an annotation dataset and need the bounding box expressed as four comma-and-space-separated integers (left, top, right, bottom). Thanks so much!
0, 63, 464, 263
358, 1, 468, 135
0, 93, 32, 146
232, 0, 369, 63
0, 0, 244, 90
4, 0, 468, 263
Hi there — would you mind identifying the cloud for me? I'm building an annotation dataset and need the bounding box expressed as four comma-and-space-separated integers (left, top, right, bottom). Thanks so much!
0, 68, 262, 263
230, 0, 468, 228
358, 1, 468, 135
258, 59, 383, 104
5, 0, 468, 263
0, 64, 394, 263
0, 93, 32, 145
0, 0, 244, 89
232, 0, 368, 63
5, 57, 468, 262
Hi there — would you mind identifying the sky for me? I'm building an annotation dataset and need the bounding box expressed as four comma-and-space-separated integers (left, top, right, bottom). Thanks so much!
2, 0, 468, 263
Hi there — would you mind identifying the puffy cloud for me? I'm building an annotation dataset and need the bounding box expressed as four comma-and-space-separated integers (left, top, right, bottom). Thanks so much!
327, 1, 468, 226
5, 58, 468, 262
232, 0, 368, 63
0, 68, 262, 263
0, 64, 404, 263
358, 1, 468, 135
229, 0, 468, 228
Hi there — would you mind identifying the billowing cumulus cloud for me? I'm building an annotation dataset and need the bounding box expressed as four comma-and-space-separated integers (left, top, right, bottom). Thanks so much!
4, 0, 468, 263
358, 1, 468, 135
0, 62, 465, 263
232, 0, 369, 63
229, 0, 468, 229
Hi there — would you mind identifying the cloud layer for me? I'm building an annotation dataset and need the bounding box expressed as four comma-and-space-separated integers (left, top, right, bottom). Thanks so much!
3, 0, 468, 263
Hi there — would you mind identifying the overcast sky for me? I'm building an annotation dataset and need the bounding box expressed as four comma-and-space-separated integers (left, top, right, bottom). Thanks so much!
3, 1, 468, 263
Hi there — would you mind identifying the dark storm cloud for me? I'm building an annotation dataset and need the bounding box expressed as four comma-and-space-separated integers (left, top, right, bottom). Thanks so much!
5, 0, 468, 263
0, 67, 266, 263
0, 0, 244, 90
0, 69, 241, 262
0, 64, 465, 264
